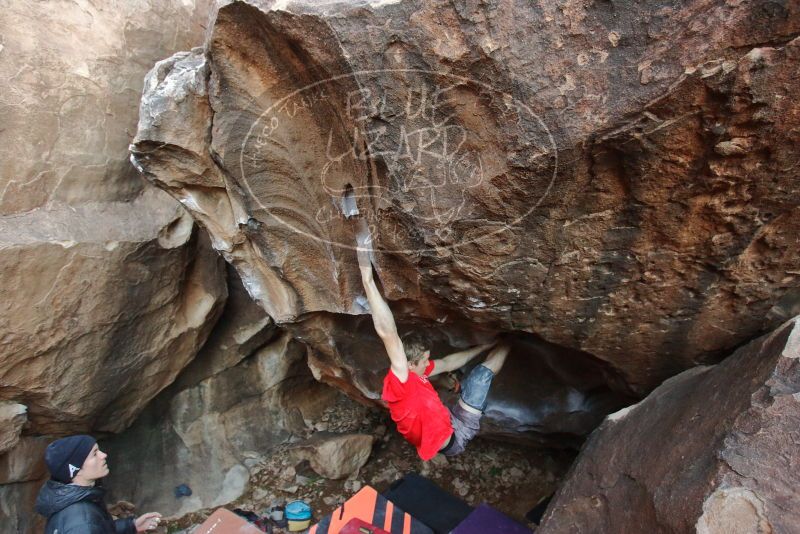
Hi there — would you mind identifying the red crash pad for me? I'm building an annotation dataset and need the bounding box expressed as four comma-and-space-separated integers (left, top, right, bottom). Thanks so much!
339, 517, 391, 534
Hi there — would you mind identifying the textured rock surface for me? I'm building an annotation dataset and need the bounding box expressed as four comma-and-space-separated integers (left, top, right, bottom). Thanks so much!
0, 436, 48, 534
0, 0, 212, 214
538, 316, 800, 534
102, 332, 336, 518
289, 432, 375, 480
0, 402, 27, 454
0, 0, 222, 432
0, 437, 48, 485
172, 264, 277, 390
0, 0, 221, 530
132, 0, 800, 419
0, 0, 222, 429
0, 191, 226, 434
0, 480, 44, 534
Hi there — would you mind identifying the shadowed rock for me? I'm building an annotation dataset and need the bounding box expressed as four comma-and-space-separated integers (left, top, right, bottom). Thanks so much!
102, 331, 336, 517
538, 316, 800, 533
299, 313, 633, 446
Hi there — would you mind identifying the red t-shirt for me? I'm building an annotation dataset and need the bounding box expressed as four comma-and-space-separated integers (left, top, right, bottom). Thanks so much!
382, 360, 454, 460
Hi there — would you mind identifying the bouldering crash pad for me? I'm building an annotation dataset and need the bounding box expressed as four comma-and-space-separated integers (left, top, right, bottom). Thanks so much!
310, 485, 433, 534
383, 473, 473, 534
193, 508, 265, 534
339, 517, 391, 534
451, 503, 532, 534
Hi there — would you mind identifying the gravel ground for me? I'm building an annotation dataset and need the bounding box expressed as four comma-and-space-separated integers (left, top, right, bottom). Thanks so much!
151, 393, 575, 533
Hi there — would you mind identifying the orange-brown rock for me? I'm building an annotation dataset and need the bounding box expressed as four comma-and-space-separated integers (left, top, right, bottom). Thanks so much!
0, 0, 224, 433
0, 0, 212, 215
0, 0, 220, 434
99, 271, 319, 518
0, 1, 219, 531
538, 316, 800, 534
0, 193, 226, 434
132, 0, 800, 435
171, 264, 277, 390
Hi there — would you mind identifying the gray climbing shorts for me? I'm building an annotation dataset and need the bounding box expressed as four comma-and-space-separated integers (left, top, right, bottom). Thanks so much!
441, 365, 496, 456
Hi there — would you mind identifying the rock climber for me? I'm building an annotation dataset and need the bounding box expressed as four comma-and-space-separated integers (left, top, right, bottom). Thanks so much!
35, 434, 162, 534
355, 222, 511, 460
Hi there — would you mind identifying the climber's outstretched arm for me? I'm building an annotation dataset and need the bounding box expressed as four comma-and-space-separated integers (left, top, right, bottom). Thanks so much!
356, 232, 409, 382
428, 342, 496, 377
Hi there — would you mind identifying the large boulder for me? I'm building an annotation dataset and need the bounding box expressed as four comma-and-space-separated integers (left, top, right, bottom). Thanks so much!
0, 192, 226, 434
0, 2, 221, 529
538, 316, 800, 534
0, 0, 223, 429
0, 0, 223, 430
131, 0, 800, 442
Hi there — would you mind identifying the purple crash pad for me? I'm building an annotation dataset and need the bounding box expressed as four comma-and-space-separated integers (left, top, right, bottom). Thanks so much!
451, 503, 533, 534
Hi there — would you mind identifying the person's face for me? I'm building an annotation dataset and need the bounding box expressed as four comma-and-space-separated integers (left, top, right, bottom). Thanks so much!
77, 444, 110, 482
409, 351, 431, 377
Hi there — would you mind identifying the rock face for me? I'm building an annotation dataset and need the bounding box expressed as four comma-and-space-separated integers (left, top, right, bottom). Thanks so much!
0, 1, 218, 531
0, 436, 50, 533
102, 331, 336, 518
0, 437, 48, 486
0, 481, 44, 534
0, 0, 220, 432
132, 0, 800, 437
172, 263, 278, 390
538, 316, 800, 534
0, 403, 27, 454
0, 0, 213, 214
0, 0, 221, 432
0, 193, 226, 434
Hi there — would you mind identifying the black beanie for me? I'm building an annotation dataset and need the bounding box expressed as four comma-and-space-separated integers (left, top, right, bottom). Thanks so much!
45, 435, 97, 483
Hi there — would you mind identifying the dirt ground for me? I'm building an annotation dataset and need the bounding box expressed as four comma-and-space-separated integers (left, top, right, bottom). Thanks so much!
163, 393, 575, 533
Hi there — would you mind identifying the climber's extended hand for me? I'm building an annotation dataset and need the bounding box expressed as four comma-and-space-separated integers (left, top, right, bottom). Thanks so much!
134, 512, 162, 532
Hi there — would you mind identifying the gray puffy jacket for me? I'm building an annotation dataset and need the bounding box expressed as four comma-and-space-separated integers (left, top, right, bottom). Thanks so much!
35, 479, 136, 534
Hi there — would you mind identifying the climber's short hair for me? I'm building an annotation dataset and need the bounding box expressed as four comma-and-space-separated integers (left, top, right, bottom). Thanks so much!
401, 331, 428, 363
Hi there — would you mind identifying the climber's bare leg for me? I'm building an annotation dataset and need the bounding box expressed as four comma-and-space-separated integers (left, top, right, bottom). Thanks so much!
481, 342, 510, 374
